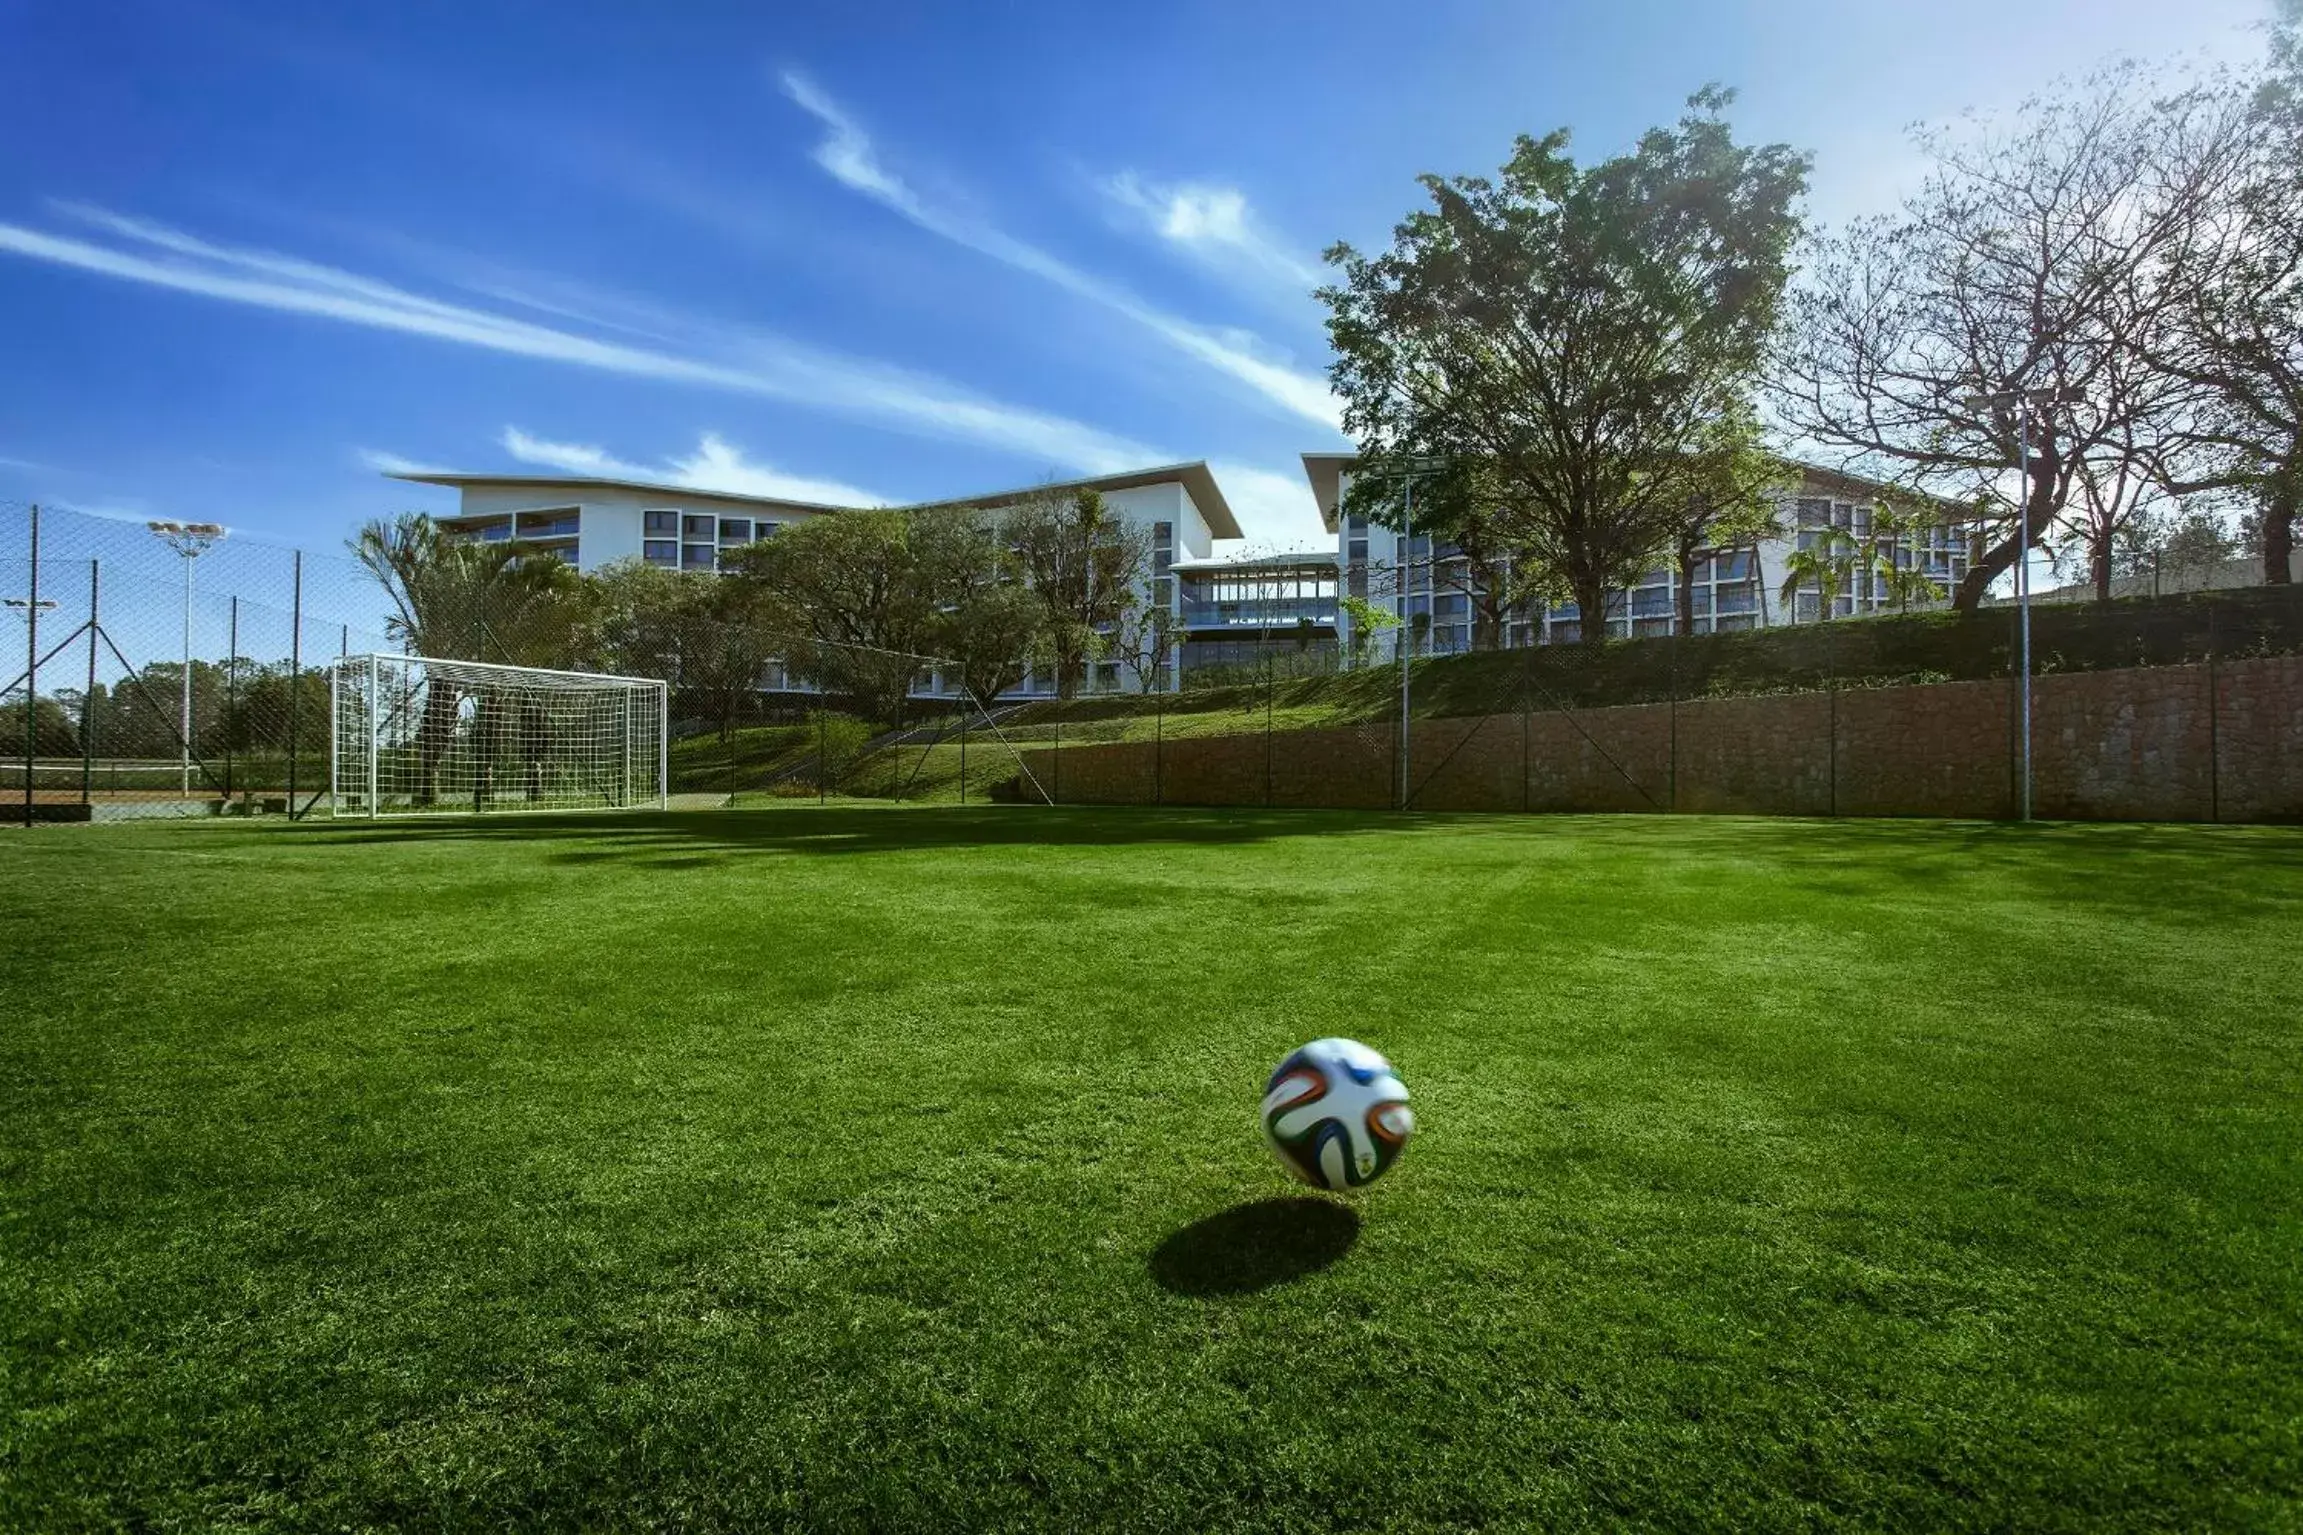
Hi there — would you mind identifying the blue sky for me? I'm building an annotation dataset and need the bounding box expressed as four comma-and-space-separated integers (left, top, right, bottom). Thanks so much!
0, 0, 2273, 557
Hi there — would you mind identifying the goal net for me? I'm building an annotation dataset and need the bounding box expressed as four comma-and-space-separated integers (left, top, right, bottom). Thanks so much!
331, 654, 668, 817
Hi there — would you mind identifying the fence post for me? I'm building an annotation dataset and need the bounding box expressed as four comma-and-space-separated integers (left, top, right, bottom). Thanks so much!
819, 709, 828, 806
2007, 593, 2020, 820
1826, 619, 1838, 817
2208, 602, 2220, 823
1052, 717, 1061, 805
1520, 656, 1530, 814
1391, 658, 1402, 811
82, 559, 97, 811
1264, 665, 1274, 809
225, 595, 238, 803
367, 655, 382, 819
22, 502, 37, 828
286, 550, 301, 815
1154, 688, 1163, 806
1667, 624, 1678, 814
957, 709, 966, 806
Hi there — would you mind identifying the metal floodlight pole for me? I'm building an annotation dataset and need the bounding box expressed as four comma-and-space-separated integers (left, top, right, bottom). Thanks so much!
22, 503, 37, 829
83, 560, 99, 808
1355, 455, 1446, 811
1401, 472, 1413, 810
2016, 405, 2033, 822
146, 520, 227, 798
1961, 386, 2079, 823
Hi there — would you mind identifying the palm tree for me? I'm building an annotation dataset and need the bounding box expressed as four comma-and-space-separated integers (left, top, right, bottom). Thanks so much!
1778, 529, 1854, 624
353, 515, 591, 664
352, 514, 593, 804
1877, 562, 1947, 613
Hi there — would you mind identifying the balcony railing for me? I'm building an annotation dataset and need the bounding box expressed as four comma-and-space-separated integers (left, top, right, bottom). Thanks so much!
1179, 599, 1339, 628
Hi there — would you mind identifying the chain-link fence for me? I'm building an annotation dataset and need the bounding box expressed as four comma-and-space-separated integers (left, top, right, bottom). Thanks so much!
2, 503, 393, 822
0, 503, 1064, 823
1001, 585, 2303, 823
10, 497, 2300, 826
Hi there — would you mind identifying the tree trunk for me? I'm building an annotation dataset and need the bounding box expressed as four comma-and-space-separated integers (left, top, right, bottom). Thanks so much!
2092, 539, 2113, 603
1472, 589, 1505, 652
1675, 546, 1699, 636
2266, 478, 2296, 586
1571, 577, 1611, 647
1954, 456, 2057, 611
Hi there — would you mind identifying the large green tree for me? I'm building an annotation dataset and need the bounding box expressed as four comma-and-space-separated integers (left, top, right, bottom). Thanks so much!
1005, 488, 1148, 696
591, 557, 777, 743
910, 504, 1044, 705
1322, 88, 1807, 644
720, 511, 939, 725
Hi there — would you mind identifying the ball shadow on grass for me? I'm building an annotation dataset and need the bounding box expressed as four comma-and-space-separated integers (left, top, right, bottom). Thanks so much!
1149, 1197, 1361, 1297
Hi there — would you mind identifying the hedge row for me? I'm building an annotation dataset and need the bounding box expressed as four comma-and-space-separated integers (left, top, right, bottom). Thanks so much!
1013, 584, 2303, 727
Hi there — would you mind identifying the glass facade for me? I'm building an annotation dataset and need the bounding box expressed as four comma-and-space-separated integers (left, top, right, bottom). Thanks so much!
1330, 477, 1976, 653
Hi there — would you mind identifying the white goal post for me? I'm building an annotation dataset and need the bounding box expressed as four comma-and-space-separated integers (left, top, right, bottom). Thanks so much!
330, 654, 668, 818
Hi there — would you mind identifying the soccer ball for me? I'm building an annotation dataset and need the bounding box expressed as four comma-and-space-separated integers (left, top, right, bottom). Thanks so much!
1261, 1037, 1414, 1189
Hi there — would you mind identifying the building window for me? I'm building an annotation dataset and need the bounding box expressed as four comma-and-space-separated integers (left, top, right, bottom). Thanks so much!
719, 518, 753, 543
682, 544, 715, 570
644, 509, 678, 535
682, 514, 715, 539
1630, 588, 1673, 618
644, 541, 677, 567
516, 509, 581, 539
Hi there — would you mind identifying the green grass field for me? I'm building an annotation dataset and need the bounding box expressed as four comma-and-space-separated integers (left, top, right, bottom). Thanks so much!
5, 808, 2301, 1531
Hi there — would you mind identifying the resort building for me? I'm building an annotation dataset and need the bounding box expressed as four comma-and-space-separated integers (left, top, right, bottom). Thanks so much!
391, 461, 1241, 698
386, 451, 1979, 697
1300, 453, 1978, 657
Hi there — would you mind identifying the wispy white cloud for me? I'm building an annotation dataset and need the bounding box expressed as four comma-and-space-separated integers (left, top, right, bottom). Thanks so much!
1101, 173, 1324, 291
0, 206, 1162, 477
356, 447, 438, 476
780, 72, 929, 222
501, 427, 883, 506
778, 70, 1343, 434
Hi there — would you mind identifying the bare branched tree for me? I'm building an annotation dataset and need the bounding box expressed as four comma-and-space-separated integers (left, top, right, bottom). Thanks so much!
1775, 65, 2236, 605
2145, 10, 2303, 584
